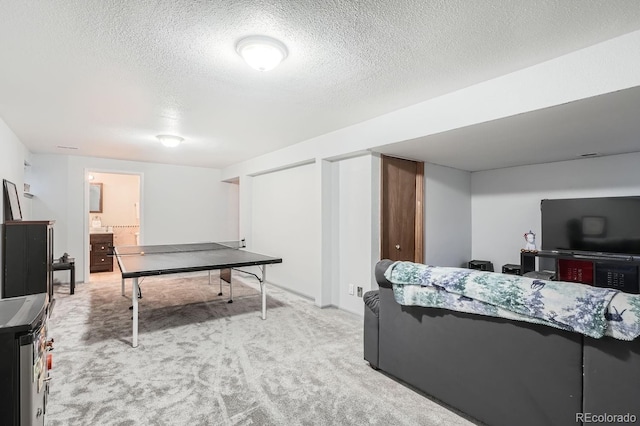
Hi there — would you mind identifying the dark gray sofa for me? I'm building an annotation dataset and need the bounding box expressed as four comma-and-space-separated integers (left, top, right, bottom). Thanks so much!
364, 259, 640, 426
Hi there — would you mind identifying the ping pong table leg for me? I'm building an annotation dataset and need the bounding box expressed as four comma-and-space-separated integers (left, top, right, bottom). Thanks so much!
132, 277, 139, 348
121, 278, 125, 296
216, 270, 223, 296
261, 266, 266, 320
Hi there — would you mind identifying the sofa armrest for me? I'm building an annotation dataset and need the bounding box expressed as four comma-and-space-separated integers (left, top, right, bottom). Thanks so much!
375, 259, 395, 289
363, 290, 380, 369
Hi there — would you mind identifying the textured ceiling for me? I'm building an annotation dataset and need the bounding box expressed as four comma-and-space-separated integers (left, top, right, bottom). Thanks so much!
1, 1, 640, 169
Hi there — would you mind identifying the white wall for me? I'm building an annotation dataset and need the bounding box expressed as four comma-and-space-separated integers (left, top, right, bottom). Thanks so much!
29, 154, 239, 281
0, 117, 31, 296
250, 163, 319, 298
336, 154, 380, 315
424, 163, 472, 268
471, 152, 640, 271
29, 154, 70, 259
0, 119, 31, 220
246, 153, 381, 313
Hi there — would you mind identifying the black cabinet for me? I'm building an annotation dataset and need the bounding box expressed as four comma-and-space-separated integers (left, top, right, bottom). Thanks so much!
521, 250, 640, 294
2, 221, 54, 302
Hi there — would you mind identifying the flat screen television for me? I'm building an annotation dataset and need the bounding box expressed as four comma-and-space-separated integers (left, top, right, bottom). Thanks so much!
541, 196, 640, 256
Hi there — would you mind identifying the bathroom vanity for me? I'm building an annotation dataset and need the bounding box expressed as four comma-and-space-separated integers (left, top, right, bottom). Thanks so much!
89, 232, 113, 273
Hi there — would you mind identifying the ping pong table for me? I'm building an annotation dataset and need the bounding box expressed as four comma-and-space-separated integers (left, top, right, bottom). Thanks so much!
114, 242, 282, 347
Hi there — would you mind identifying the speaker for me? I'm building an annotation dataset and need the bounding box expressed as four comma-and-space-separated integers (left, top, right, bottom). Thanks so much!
502, 264, 521, 275
468, 260, 494, 272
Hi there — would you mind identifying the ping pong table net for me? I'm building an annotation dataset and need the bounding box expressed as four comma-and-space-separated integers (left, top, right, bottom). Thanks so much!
114, 240, 246, 256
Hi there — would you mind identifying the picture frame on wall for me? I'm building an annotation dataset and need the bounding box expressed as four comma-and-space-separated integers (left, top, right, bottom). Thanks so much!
3, 179, 23, 221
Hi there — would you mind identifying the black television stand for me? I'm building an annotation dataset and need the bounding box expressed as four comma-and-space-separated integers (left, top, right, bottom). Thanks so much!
521, 250, 640, 294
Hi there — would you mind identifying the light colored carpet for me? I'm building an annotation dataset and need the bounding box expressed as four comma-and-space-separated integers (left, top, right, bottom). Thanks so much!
47, 272, 476, 426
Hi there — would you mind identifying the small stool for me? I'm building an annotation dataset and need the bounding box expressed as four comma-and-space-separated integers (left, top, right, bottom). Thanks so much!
53, 257, 75, 294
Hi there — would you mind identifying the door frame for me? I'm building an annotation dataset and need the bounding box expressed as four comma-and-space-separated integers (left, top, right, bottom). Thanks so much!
83, 169, 144, 283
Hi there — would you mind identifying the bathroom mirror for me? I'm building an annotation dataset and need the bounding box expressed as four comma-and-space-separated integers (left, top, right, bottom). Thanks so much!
89, 182, 103, 213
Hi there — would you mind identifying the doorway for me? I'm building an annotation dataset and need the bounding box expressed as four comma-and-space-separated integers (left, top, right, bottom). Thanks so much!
85, 171, 142, 283
380, 155, 424, 262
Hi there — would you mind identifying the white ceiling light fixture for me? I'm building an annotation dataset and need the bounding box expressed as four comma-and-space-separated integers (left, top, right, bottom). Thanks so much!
236, 36, 288, 72
157, 134, 184, 148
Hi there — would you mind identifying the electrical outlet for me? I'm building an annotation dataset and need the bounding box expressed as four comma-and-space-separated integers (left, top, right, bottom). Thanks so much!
348, 284, 354, 295
357, 286, 363, 297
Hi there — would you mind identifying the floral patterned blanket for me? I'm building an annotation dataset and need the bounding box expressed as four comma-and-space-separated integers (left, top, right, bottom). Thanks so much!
384, 261, 640, 341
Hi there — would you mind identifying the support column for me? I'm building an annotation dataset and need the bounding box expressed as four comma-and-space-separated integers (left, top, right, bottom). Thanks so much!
238, 175, 253, 249
316, 158, 338, 308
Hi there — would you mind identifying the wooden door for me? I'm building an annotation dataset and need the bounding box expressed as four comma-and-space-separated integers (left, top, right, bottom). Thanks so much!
381, 155, 424, 262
